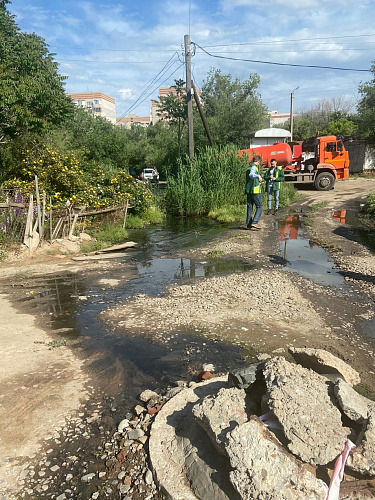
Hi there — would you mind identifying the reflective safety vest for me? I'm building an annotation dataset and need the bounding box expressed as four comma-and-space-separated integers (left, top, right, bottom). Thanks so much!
245, 164, 261, 194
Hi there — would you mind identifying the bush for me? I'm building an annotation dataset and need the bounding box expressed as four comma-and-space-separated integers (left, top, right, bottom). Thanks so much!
165, 146, 249, 216
1, 143, 153, 211
363, 192, 375, 217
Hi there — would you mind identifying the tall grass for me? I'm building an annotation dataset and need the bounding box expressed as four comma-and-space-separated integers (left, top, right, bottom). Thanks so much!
165, 147, 249, 216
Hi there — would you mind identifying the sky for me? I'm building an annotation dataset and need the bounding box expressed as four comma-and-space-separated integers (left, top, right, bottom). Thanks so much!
8, 0, 375, 120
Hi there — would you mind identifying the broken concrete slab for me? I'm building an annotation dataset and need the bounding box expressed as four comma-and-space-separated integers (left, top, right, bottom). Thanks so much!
334, 379, 373, 424
228, 363, 264, 390
348, 407, 375, 477
193, 387, 251, 455
149, 377, 240, 500
226, 416, 327, 500
263, 356, 349, 465
289, 347, 361, 387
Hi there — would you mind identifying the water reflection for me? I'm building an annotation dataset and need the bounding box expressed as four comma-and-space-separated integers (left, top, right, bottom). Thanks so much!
277, 215, 344, 287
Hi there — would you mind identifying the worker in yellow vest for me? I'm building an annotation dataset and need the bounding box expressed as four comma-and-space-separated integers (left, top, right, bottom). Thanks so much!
264, 158, 285, 215
245, 155, 263, 230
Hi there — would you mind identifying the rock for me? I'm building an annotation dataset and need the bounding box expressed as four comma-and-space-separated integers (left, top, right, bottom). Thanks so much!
348, 407, 375, 477
334, 379, 372, 424
197, 370, 213, 381
263, 356, 348, 465
193, 387, 249, 454
226, 416, 327, 500
228, 363, 264, 391
118, 418, 130, 432
145, 469, 153, 485
147, 406, 162, 415
288, 347, 361, 387
139, 390, 159, 403
134, 404, 145, 415
81, 473, 96, 483
79, 232, 92, 241
128, 428, 145, 440
202, 363, 215, 372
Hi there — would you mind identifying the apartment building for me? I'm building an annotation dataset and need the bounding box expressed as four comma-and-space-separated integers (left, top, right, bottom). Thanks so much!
151, 85, 201, 125
116, 114, 151, 129
66, 92, 116, 124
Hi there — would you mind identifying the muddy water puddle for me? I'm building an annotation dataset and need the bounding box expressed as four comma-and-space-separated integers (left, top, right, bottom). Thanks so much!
277, 215, 344, 286
4, 219, 253, 395
332, 209, 375, 253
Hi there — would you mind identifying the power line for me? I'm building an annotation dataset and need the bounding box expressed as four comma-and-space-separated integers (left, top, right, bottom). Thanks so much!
123, 62, 184, 116
193, 42, 371, 72
202, 33, 375, 48
59, 59, 175, 64
118, 54, 179, 115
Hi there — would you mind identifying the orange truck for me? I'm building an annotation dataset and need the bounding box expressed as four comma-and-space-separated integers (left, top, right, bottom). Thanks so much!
240, 135, 350, 190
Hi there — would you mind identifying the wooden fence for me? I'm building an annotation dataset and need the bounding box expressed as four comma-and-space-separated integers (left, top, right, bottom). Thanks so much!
0, 177, 131, 252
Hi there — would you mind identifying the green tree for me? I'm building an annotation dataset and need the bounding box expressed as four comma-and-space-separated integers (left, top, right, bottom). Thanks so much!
153, 79, 187, 157
357, 62, 375, 143
290, 98, 357, 140
198, 69, 268, 148
0, 0, 73, 142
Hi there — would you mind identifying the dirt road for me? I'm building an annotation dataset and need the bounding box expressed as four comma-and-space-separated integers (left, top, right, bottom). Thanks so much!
0, 177, 374, 499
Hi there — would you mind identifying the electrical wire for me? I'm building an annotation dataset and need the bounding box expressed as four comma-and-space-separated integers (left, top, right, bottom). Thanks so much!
202, 33, 375, 48
193, 41, 371, 72
123, 62, 185, 116
118, 57, 179, 115
114, 51, 178, 112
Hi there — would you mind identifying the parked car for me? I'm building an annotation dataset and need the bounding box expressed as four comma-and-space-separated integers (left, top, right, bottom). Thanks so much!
142, 168, 159, 182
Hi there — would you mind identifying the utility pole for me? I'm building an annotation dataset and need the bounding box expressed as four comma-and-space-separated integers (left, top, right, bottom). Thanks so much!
184, 34, 194, 158
290, 86, 299, 142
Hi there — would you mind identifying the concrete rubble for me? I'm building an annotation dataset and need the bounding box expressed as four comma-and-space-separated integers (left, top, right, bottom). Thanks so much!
149, 348, 375, 500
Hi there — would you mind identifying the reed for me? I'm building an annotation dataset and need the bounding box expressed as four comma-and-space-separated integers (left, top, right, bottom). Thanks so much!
165, 147, 249, 216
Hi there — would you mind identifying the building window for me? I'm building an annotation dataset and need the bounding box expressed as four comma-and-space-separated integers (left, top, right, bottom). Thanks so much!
94, 99, 99, 105
94, 107, 101, 113
78, 100, 84, 106
87, 101, 93, 107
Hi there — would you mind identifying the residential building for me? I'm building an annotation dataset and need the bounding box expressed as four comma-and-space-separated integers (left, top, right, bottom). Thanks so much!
116, 114, 151, 129
268, 109, 292, 127
151, 85, 201, 125
66, 92, 116, 124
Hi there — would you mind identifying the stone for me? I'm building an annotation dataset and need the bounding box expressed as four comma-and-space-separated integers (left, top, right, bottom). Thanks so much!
193, 387, 249, 455
81, 473, 96, 483
79, 232, 92, 241
197, 370, 213, 381
118, 419, 130, 432
288, 347, 361, 387
145, 469, 153, 485
139, 390, 160, 403
226, 416, 327, 500
333, 379, 372, 424
348, 407, 375, 477
263, 356, 348, 465
134, 404, 145, 415
228, 363, 264, 390
128, 428, 145, 440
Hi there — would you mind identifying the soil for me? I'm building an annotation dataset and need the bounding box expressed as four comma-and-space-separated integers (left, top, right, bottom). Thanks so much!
0, 177, 374, 499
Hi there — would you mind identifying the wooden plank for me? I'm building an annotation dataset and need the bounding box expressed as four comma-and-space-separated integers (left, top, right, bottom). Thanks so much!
0, 202, 26, 208
35, 175, 42, 247
96, 241, 136, 253
52, 217, 64, 239
23, 195, 34, 248
68, 214, 78, 239
71, 252, 129, 261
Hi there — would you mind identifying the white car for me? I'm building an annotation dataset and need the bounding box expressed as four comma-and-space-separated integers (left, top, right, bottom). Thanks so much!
143, 168, 159, 182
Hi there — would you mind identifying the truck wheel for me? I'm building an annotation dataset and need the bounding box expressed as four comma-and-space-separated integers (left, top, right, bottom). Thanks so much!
314, 172, 335, 191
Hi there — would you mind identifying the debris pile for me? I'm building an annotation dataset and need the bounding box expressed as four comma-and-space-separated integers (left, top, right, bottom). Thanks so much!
149, 348, 375, 500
